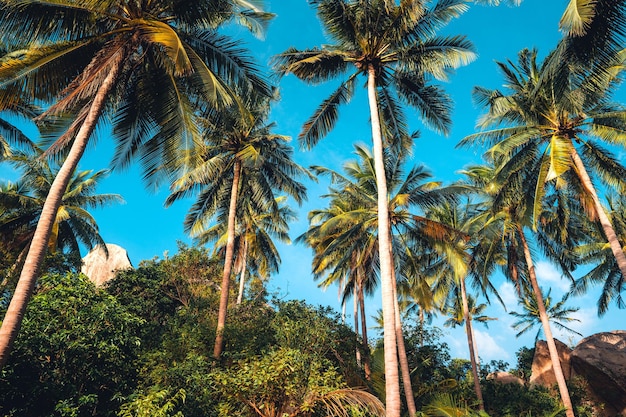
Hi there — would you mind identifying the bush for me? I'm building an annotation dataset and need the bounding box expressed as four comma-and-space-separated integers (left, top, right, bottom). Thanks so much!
0, 273, 143, 417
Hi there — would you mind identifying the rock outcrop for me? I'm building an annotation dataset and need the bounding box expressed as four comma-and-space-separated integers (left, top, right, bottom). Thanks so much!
81, 243, 132, 286
570, 331, 626, 415
486, 371, 524, 385
527, 331, 626, 416
529, 338, 572, 387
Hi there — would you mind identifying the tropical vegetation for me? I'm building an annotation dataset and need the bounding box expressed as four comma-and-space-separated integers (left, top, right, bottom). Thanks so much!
0, 0, 625, 416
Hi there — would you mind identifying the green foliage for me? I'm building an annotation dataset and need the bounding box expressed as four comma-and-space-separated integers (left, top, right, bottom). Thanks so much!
418, 393, 489, 417
0, 241, 579, 417
400, 322, 457, 406
209, 347, 383, 417
512, 347, 535, 381
271, 300, 362, 384
480, 380, 560, 417
118, 388, 186, 417
105, 243, 222, 349
222, 300, 275, 359
0, 273, 143, 417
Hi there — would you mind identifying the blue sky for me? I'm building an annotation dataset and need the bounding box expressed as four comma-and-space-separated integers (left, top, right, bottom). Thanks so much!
2, 0, 624, 365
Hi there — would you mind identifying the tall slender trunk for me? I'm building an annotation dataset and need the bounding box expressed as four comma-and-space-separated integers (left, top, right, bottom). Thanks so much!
0, 53, 123, 369
358, 276, 372, 380
392, 267, 417, 417
518, 226, 574, 417
460, 277, 484, 411
214, 158, 241, 358
236, 239, 248, 305
571, 148, 626, 280
354, 284, 362, 367
367, 64, 400, 417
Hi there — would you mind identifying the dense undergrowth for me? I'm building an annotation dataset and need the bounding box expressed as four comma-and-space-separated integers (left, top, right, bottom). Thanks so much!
0, 245, 595, 416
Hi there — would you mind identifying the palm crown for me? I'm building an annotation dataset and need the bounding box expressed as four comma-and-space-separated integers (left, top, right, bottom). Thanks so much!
272, 0, 475, 149
459, 46, 626, 282
0, 0, 272, 182
0, 150, 122, 263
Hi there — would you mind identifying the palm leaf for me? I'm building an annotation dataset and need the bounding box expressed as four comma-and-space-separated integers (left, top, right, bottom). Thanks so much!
560, 0, 597, 37
299, 76, 355, 149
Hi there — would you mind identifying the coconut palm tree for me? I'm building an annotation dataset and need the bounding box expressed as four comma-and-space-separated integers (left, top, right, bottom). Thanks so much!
557, 0, 626, 71
443, 292, 495, 331
195, 195, 296, 305
299, 169, 379, 382
423, 200, 500, 411
166, 92, 308, 358
0, 0, 273, 367
273, 2, 474, 413
510, 286, 582, 341
0, 149, 122, 285
459, 46, 626, 282
300, 144, 459, 415
459, 162, 577, 417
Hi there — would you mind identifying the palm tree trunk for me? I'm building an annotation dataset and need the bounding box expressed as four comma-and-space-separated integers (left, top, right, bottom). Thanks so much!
358, 277, 372, 380
392, 267, 417, 417
354, 284, 362, 367
236, 239, 248, 305
0, 53, 123, 369
460, 277, 484, 411
214, 158, 241, 358
571, 148, 626, 280
367, 64, 401, 417
518, 226, 574, 417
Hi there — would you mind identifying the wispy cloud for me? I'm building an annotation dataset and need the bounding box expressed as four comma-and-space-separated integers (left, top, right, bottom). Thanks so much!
499, 281, 519, 311
535, 261, 570, 293
475, 328, 511, 362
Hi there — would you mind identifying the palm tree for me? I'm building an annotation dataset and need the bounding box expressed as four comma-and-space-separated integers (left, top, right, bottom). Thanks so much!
273, 2, 474, 412
510, 286, 582, 341
557, 0, 626, 72
0, 150, 122, 285
166, 93, 308, 358
443, 292, 495, 331
459, 163, 577, 417
424, 200, 500, 411
459, 47, 626, 280
0, 0, 273, 367
300, 144, 458, 415
195, 195, 296, 305
299, 165, 379, 382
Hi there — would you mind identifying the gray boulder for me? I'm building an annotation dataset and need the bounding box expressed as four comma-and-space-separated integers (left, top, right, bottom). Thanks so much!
486, 371, 524, 385
81, 243, 132, 286
529, 338, 572, 387
570, 331, 626, 415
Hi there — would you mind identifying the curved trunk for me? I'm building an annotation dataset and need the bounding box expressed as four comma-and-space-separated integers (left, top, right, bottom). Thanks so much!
392, 267, 417, 417
518, 226, 575, 417
571, 148, 626, 280
0, 54, 123, 368
460, 277, 484, 410
358, 276, 372, 380
214, 158, 242, 358
367, 65, 400, 417
236, 239, 248, 305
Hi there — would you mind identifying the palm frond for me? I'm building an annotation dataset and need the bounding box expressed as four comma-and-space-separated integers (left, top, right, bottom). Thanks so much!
299, 76, 355, 149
